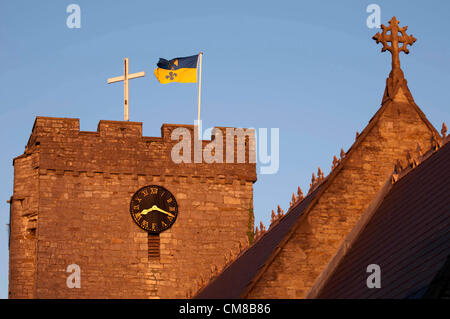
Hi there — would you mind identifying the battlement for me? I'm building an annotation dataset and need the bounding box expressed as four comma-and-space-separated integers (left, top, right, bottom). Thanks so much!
98, 120, 143, 137
21, 116, 257, 182
29, 117, 255, 141
31, 116, 80, 136
29, 117, 143, 140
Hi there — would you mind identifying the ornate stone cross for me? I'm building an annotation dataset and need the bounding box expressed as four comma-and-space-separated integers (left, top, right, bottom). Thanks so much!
373, 16, 416, 72
373, 17, 418, 102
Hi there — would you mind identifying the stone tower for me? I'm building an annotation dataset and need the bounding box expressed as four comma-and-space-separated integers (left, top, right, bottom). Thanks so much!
8, 118, 256, 298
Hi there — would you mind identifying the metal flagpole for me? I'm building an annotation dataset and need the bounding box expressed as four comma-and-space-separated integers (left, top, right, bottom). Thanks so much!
197, 52, 203, 128
124, 58, 129, 121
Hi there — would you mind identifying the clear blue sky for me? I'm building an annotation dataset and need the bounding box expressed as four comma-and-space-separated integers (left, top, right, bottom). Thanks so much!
0, 0, 449, 298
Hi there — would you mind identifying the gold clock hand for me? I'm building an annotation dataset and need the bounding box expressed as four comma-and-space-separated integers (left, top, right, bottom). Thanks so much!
152, 205, 175, 218
139, 208, 153, 215
139, 206, 175, 218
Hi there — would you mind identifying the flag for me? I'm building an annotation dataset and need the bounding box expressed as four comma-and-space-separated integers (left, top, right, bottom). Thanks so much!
154, 54, 199, 84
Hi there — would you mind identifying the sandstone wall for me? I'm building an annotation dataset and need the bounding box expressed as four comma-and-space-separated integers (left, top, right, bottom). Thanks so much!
8, 152, 39, 298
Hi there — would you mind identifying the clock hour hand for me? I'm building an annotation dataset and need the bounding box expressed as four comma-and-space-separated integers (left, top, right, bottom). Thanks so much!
139, 208, 153, 216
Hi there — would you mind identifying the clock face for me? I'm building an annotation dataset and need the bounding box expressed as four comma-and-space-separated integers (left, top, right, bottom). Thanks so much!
129, 185, 178, 233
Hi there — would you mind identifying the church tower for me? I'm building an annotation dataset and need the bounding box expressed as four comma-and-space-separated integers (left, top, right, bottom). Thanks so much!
9, 118, 256, 298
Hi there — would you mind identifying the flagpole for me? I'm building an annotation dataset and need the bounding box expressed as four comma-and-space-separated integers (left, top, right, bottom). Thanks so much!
124, 58, 129, 121
197, 52, 203, 130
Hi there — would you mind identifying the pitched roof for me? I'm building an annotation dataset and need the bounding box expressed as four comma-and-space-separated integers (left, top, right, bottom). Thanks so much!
195, 186, 323, 299
194, 70, 442, 298
313, 139, 450, 299
195, 84, 441, 299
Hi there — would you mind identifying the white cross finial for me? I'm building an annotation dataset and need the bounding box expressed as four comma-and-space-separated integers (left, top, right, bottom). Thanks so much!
107, 58, 145, 121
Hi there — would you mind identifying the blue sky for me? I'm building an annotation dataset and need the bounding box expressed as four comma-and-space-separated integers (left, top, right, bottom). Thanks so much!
0, 0, 449, 298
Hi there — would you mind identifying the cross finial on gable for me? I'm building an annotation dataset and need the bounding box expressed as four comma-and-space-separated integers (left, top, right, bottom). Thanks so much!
373, 17, 417, 104
373, 16, 416, 72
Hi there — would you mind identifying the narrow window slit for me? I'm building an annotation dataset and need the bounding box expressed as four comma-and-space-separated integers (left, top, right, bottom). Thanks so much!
148, 233, 160, 260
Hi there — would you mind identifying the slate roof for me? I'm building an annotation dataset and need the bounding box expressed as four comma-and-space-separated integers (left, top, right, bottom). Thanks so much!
316, 139, 450, 299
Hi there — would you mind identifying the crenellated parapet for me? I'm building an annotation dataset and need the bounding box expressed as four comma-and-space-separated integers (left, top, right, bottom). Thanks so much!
18, 117, 257, 183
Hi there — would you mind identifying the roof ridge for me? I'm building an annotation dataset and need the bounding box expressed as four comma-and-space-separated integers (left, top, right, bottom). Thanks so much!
392, 130, 448, 184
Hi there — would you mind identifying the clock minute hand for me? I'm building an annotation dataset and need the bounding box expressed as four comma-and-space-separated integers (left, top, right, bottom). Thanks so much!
152, 205, 175, 218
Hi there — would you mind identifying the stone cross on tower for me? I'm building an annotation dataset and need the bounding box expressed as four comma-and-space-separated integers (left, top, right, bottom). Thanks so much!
373, 17, 417, 102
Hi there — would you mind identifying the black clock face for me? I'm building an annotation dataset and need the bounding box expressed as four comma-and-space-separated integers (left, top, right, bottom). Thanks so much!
130, 185, 178, 233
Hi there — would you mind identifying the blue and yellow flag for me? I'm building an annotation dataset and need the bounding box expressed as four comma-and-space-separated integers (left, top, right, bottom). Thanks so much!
154, 54, 199, 84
